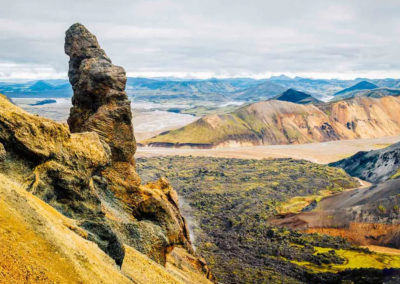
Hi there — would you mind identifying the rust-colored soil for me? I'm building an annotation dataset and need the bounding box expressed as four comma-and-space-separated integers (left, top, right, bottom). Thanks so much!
306, 222, 400, 248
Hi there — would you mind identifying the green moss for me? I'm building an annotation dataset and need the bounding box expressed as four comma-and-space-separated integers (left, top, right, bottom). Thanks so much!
137, 156, 363, 283
292, 247, 400, 273
378, 205, 387, 213
144, 113, 257, 145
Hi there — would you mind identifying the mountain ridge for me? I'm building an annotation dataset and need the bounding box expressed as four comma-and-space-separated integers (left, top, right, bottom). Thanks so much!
143, 96, 400, 148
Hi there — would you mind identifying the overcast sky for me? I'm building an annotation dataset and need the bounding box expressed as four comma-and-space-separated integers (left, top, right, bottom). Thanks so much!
1, 0, 400, 80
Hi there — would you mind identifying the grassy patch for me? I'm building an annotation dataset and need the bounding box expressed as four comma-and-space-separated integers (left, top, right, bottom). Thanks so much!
292, 247, 400, 273
279, 189, 335, 214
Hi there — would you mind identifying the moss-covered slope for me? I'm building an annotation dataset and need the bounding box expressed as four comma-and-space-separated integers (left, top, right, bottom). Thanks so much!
137, 156, 400, 283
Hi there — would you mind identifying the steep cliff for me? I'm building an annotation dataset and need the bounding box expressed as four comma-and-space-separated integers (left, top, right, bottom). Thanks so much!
0, 23, 212, 283
143, 96, 400, 148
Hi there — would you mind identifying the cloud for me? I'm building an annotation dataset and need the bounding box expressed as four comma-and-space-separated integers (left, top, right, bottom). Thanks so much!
0, 0, 399, 80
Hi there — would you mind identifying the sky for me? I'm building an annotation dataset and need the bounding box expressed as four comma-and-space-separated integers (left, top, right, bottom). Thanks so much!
1, 0, 400, 81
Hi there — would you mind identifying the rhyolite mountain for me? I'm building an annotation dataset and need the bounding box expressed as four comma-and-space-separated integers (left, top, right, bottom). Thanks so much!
330, 142, 400, 183
142, 96, 400, 148
273, 88, 321, 104
328, 143, 400, 229
0, 23, 213, 283
272, 142, 400, 252
334, 80, 379, 96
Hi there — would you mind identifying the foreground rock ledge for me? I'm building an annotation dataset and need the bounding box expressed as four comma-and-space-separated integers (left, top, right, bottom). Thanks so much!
0, 22, 214, 283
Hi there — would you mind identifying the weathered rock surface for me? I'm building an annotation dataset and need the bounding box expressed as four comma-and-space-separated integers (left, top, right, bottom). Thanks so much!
0, 93, 125, 264
65, 23, 139, 186
331, 142, 400, 183
0, 22, 213, 283
63, 23, 204, 268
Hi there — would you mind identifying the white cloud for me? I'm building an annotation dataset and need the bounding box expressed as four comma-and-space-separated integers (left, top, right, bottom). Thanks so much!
0, 0, 399, 80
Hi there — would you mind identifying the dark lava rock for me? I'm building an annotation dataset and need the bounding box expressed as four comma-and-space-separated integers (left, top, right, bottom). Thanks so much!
65, 23, 136, 166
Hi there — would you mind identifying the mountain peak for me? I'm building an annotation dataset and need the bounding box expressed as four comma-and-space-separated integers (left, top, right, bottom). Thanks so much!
335, 80, 378, 96
29, 80, 54, 91
274, 88, 321, 104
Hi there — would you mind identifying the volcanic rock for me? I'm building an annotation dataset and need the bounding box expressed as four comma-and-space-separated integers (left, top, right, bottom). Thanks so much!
0, 23, 213, 282
0, 142, 5, 161
330, 142, 400, 183
65, 23, 139, 184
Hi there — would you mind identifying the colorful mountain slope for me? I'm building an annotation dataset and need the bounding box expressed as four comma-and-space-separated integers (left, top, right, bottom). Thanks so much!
143, 96, 400, 148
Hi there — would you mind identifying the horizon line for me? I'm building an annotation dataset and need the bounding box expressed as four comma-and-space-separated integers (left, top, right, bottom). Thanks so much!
1, 71, 400, 83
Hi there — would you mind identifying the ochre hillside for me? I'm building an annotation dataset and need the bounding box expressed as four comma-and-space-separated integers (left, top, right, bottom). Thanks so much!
143, 96, 400, 148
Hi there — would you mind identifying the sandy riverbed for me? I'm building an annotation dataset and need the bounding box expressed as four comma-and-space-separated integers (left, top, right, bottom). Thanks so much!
136, 135, 400, 164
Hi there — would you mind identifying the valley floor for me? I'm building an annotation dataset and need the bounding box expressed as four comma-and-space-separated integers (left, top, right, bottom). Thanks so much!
137, 135, 400, 164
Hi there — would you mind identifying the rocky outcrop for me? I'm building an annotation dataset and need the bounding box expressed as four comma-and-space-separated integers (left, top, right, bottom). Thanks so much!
0, 92, 125, 263
330, 142, 400, 183
65, 22, 140, 187
64, 22, 193, 264
0, 23, 213, 282
143, 96, 400, 148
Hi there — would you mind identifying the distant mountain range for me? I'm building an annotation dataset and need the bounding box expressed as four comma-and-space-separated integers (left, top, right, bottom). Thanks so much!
2, 77, 400, 104
230, 81, 285, 101
142, 96, 400, 147
0, 80, 72, 98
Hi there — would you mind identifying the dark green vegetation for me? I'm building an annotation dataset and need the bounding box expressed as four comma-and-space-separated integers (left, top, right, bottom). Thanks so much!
135, 156, 400, 283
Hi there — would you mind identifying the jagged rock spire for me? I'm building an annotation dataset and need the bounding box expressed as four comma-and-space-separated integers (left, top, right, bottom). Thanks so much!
62, 25, 212, 280
65, 23, 136, 165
